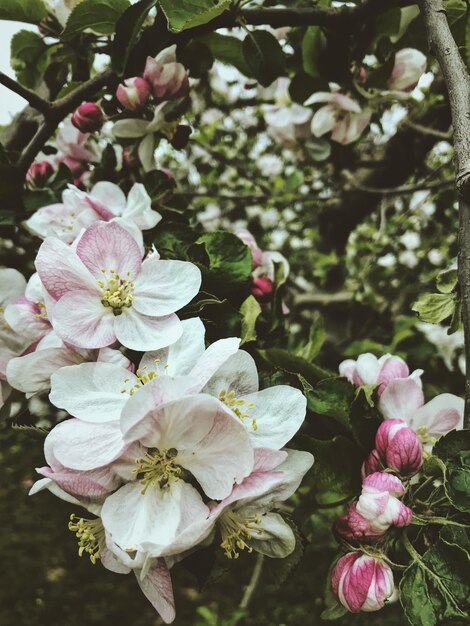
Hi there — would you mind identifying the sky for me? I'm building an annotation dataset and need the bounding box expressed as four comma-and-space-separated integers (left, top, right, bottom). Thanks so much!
0, 21, 36, 124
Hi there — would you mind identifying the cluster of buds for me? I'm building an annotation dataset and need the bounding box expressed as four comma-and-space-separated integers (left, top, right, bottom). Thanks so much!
364, 419, 423, 477
116, 45, 189, 112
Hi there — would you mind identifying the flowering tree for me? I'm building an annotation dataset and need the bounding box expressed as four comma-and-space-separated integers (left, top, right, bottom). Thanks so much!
0, 1, 469, 625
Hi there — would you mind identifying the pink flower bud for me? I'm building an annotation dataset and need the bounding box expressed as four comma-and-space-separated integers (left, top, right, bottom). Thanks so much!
143, 49, 189, 101
116, 77, 150, 111
333, 502, 386, 543
332, 552, 395, 613
170, 124, 192, 150
252, 276, 274, 301
26, 161, 54, 189
361, 449, 383, 478
71, 102, 104, 133
388, 48, 427, 92
235, 229, 264, 268
375, 419, 423, 476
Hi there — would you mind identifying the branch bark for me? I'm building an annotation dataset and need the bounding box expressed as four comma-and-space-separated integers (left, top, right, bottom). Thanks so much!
420, 0, 470, 428
0, 72, 50, 116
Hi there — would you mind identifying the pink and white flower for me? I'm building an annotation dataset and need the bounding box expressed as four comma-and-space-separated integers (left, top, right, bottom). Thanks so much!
332, 552, 395, 613
334, 472, 412, 541
373, 418, 423, 476
4, 272, 53, 344
378, 378, 464, 451
35, 221, 201, 351
388, 48, 427, 93
116, 77, 151, 111
25, 182, 161, 244
262, 78, 312, 146
305, 84, 371, 145
54, 118, 100, 180
143, 45, 189, 101
339, 352, 423, 396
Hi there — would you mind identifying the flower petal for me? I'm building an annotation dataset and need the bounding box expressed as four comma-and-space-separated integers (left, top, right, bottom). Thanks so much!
378, 378, 424, 422
203, 350, 259, 398
135, 561, 176, 624
113, 118, 150, 138
310, 105, 337, 137
409, 393, 464, 435
113, 308, 182, 351
247, 511, 295, 558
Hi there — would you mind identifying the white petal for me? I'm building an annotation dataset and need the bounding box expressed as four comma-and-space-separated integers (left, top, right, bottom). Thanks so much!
378, 378, 424, 422
113, 308, 182, 351
203, 350, 259, 398
409, 393, 464, 435
246, 511, 295, 558
138, 134, 156, 172
124, 183, 162, 230
49, 362, 134, 422
189, 337, 241, 391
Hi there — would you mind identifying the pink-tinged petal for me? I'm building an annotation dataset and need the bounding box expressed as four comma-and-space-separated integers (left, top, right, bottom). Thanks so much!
361, 449, 383, 478
165, 396, 254, 499
76, 221, 142, 280
139, 317, 205, 377
49, 362, 135, 422
391, 500, 413, 527
242, 386, 307, 450
102, 480, 209, 556
113, 308, 182, 351
0, 268, 27, 306
203, 350, 259, 398
29, 476, 82, 506
382, 427, 423, 476
38, 464, 120, 501
124, 183, 162, 230
310, 104, 337, 137
378, 378, 424, 422
88, 182, 127, 219
188, 337, 240, 391
332, 552, 359, 598
339, 358, 356, 383
362, 560, 395, 612
409, 393, 464, 435
51, 290, 116, 349
254, 448, 288, 472
4, 298, 51, 341
331, 92, 362, 113
378, 356, 409, 386
6, 346, 87, 395
120, 377, 194, 442
133, 259, 201, 317
341, 553, 375, 612
362, 472, 405, 497
46, 419, 128, 471
135, 561, 176, 624
35, 237, 98, 300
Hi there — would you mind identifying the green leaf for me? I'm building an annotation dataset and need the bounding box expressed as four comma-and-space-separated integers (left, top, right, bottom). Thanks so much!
350, 386, 382, 450
199, 33, 252, 77
62, 0, 130, 38
301, 435, 363, 500
239, 295, 261, 345
191, 231, 252, 296
10, 30, 48, 89
0, 0, 47, 24
400, 540, 470, 626
242, 31, 285, 88
434, 430, 470, 513
440, 526, 470, 560
302, 26, 326, 78
112, 0, 157, 74
306, 377, 354, 428
411, 292, 456, 324
296, 313, 326, 361
158, 0, 231, 33
436, 268, 458, 293
258, 349, 333, 387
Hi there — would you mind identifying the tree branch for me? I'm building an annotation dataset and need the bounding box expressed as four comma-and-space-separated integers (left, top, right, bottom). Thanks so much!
0, 72, 51, 116
420, 0, 470, 428
344, 173, 454, 196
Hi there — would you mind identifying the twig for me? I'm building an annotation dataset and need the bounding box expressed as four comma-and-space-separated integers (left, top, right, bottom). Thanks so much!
344, 173, 454, 196
0, 72, 50, 116
421, 0, 470, 428
403, 119, 453, 141
240, 553, 264, 610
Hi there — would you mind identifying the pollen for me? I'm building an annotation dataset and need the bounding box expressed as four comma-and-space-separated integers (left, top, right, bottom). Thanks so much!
219, 511, 264, 559
68, 514, 105, 564
219, 389, 257, 430
132, 447, 181, 493
98, 270, 134, 315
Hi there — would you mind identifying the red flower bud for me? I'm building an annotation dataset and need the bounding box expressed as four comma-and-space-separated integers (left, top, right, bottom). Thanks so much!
71, 102, 104, 133
26, 161, 54, 189
252, 276, 274, 301
375, 419, 423, 476
116, 77, 150, 111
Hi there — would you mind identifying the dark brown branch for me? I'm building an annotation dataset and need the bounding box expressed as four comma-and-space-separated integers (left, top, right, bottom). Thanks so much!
0, 72, 51, 116
420, 0, 470, 428
344, 174, 454, 196
16, 69, 115, 175
403, 119, 453, 141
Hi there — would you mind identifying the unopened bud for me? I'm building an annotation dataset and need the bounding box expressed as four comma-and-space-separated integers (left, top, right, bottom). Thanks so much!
26, 161, 54, 189
116, 77, 150, 111
252, 276, 274, 301
375, 419, 423, 476
71, 102, 104, 133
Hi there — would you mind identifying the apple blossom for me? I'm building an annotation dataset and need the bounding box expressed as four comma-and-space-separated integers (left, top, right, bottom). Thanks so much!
143, 46, 189, 101
209, 448, 313, 559
388, 48, 427, 92
339, 352, 423, 396
116, 77, 151, 111
71, 102, 104, 133
35, 220, 201, 351
55, 117, 100, 179
332, 552, 395, 613
334, 472, 412, 541
305, 84, 372, 145
374, 419, 423, 476
378, 378, 464, 452
4, 272, 53, 344
262, 78, 312, 146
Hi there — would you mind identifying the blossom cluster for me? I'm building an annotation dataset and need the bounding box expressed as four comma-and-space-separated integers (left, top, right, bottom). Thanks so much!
1, 201, 312, 621
330, 352, 464, 613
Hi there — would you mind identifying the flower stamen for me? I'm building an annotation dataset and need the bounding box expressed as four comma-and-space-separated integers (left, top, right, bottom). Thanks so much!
68, 514, 105, 564
219, 511, 264, 559
132, 448, 181, 493
219, 389, 257, 430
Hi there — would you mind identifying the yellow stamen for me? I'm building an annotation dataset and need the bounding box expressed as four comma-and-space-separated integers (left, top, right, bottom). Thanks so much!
68, 514, 104, 564
132, 448, 181, 493
219, 511, 264, 559
219, 389, 257, 431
